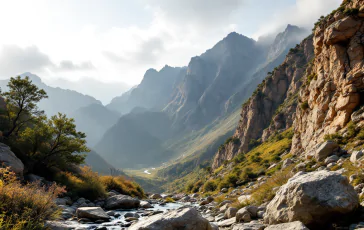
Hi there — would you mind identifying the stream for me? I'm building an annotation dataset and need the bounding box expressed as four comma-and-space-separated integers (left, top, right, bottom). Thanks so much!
55, 202, 183, 229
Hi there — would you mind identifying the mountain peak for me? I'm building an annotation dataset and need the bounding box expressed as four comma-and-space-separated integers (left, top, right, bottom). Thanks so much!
20, 72, 43, 84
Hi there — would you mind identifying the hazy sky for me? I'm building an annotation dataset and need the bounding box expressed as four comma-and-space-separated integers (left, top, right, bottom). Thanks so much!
0, 0, 341, 88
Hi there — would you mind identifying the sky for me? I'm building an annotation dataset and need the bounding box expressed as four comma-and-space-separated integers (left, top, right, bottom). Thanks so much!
0, 0, 341, 103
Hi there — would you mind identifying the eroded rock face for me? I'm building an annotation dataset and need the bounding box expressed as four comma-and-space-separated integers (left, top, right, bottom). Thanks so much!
104, 195, 140, 210
0, 143, 24, 175
292, 0, 364, 154
264, 171, 358, 227
212, 35, 314, 169
128, 207, 212, 230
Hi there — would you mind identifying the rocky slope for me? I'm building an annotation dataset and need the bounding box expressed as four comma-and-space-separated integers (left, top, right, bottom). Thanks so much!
292, 0, 364, 155
212, 35, 314, 169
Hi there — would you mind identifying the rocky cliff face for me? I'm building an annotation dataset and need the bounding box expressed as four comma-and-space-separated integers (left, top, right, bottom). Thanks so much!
212, 0, 364, 170
212, 36, 314, 169
291, 0, 364, 154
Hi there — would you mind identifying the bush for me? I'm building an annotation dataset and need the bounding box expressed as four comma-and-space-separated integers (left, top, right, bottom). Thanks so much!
203, 180, 217, 192
0, 168, 64, 229
344, 8, 359, 16
100, 175, 144, 198
54, 166, 106, 200
165, 197, 175, 203
300, 101, 309, 110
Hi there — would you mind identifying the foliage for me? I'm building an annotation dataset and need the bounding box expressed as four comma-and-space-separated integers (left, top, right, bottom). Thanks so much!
300, 101, 309, 110
344, 8, 359, 16
165, 197, 175, 203
203, 180, 217, 192
18, 113, 89, 170
248, 138, 262, 150
307, 73, 317, 84
100, 175, 145, 198
54, 166, 106, 200
1, 76, 48, 137
0, 168, 64, 229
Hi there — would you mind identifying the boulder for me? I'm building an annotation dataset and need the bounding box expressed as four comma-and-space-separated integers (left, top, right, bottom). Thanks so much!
282, 158, 293, 169
224, 207, 238, 219
265, 221, 309, 230
236, 207, 251, 223
0, 143, 24, 175
128, 207, 212, 230
350, 150, 363, 163
150, 194, 162, 199
140, 200, 153, 209
104, 195, 140, 210
232, 222, 265, 230
238, 195, 251, 204
76, 207, 110, 220
221, 188, 228, 193
324, 155, 339, 165
217, 217, 236, 227
264, 171, 359, 227
314, 141, 339, 161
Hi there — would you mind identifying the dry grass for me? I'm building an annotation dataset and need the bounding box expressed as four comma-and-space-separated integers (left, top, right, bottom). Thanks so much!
100, 175, 145, 198
0, 168, 64, 229
250, 166, 293, 205
55, 166, 107, 200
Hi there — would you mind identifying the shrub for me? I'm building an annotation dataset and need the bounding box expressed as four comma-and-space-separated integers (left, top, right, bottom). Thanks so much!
203, 180, 217, 192
324, 133, 345, 145
165, 197, 175, 203
234, 153, 246, 164
344, 8, 359, 16
0, 168, 64, 229
300, 101, 309, 110
54, 166, 106, 200
100, 175, 144, 198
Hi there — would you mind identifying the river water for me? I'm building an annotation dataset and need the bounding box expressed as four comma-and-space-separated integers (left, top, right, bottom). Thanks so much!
59, 202, 183, 229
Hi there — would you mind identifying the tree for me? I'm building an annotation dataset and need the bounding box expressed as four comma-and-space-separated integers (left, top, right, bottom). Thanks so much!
1, 76, 47, 137
19, 113, 89, 170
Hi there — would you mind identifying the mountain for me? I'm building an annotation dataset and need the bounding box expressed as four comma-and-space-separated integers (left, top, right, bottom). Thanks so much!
84, 150, 115, 175
107, 65, 185, 114
70, 103, 120, 146
0, 72, 101, 117
212, 0, 364, 169
45, 77, 130, 104
98, 25, 308, 170
95, 111, 175, 168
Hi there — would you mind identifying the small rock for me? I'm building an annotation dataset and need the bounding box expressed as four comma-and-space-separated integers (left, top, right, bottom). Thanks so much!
224, 207, 238, 219
325, 155, 339, 165
221, 188, 228, 193
236, 207, 251, 223
351, 150, 363, 163
76, 207, 110, 220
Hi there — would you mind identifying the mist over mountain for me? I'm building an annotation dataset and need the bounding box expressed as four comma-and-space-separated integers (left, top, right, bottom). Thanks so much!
97, 25, 307, 169
45, 77, 130, 104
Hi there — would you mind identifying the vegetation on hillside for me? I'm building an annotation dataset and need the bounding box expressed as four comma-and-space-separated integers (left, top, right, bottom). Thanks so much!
0, 76, 145, 227
0, 168, 64, 229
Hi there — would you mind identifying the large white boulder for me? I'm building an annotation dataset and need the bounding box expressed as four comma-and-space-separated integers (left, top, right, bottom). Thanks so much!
264, 170, 358, 227
129, 207, 212, 230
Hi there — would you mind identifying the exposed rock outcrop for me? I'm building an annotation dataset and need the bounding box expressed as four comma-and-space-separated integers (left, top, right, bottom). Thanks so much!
212, 35, 314, 169
0, 143, 24, 176
264, 171, 358, 227
292, 0, 364, 154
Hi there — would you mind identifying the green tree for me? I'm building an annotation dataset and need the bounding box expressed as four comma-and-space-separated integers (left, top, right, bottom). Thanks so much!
1, 76, 47, 137
19, 113, 89, 170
